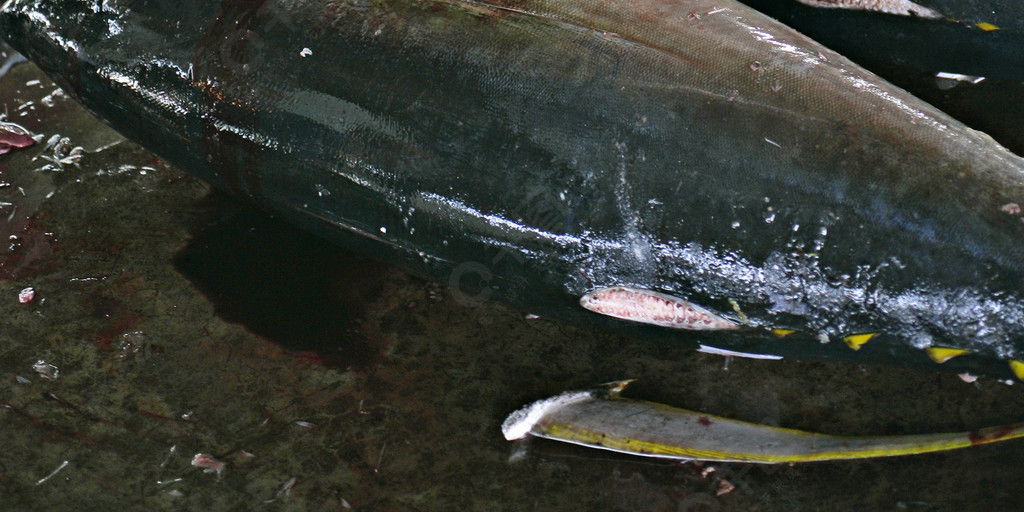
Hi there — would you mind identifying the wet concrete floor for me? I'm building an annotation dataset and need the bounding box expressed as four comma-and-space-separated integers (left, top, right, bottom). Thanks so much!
2, 49, 1024, 511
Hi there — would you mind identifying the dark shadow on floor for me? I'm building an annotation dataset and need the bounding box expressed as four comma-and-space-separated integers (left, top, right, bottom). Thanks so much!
173, 192, 391, 369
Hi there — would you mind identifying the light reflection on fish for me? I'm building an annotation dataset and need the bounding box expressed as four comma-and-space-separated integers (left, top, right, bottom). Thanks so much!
3, 0, 1024, 378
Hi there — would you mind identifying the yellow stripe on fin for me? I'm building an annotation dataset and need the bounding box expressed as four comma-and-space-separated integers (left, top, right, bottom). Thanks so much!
771, 328, 796, 338
1009, 360, 1024, 380
926, 347, 970, 364
843, 333, 877, 351
975, 22, 1000, 31
504, 382, 1024, 464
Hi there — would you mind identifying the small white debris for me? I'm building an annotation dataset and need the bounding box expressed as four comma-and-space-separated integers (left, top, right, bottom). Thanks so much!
160, 445, 177, 467
716, 478, 736, 496
35, 460, 69, 485
294, 420, 316, 429
18, 286, 35, 304
958, 373, 978, 383
276, 477, 298, 498
32, 360, 59, 380
524, 313, 540, 320
935, 71, 985, 84
300, 47, 312, 58
698, 344, 783, 360
764, 138, 781, 148
191, 453, 226, 475
379, 226, 387, 234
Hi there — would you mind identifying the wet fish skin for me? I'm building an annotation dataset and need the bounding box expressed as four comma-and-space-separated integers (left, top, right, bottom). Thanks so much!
2, 0, 1024, 376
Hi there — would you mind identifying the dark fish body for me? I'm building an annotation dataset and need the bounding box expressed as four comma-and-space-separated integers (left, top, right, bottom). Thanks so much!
740, 0, 1024, 157
746, 0, 1024, 84
3, 0, 1024, 376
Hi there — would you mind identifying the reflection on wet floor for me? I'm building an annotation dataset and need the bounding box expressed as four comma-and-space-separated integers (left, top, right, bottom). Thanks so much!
1, 43, 1024, 511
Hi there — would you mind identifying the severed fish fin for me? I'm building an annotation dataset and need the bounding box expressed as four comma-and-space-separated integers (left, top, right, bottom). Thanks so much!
503, 381, 1024, 463
580, 286, 739, 331
795, 0, 943, 19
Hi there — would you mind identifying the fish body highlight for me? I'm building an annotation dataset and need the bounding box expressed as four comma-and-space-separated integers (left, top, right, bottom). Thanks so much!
2, 0, 1024, 377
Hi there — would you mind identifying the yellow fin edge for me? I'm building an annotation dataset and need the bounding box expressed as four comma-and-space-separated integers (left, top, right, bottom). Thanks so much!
843, 332, 877, 351
926, 347, 971, 364
537, 421, 1023, 463
1009, 360, 1024, 380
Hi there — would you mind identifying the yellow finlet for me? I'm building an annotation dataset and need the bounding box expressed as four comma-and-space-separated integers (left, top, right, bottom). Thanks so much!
771, 328, 796, 338
843, 333, 877, 351
1009, 360, 1024, 380
975, 22, 1000, 31
926, 347, 971, 364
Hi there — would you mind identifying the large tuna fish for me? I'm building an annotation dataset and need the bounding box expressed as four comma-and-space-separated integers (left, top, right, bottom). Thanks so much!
2, 0, 1023, 377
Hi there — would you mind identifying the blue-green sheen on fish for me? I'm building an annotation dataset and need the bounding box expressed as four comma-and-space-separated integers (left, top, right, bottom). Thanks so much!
2, 0, 1024, 376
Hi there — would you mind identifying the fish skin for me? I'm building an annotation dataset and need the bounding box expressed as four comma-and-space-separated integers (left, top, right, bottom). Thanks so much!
2, 0, 1024, 375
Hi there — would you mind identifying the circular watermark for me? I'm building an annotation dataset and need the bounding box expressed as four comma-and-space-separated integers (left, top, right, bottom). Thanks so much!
448, 261, 493, 307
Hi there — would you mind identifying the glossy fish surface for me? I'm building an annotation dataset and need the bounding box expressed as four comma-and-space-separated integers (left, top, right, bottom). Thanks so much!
2, 0, 1024, 376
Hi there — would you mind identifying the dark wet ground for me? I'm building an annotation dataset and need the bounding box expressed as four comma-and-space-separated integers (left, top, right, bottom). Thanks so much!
3, 45, 1024, 511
